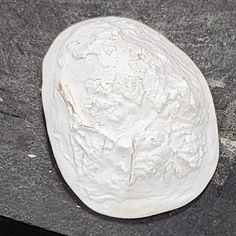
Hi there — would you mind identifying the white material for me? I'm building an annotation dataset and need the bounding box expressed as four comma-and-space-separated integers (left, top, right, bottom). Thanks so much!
42, 17, 219, 218
28, 154, 37, 158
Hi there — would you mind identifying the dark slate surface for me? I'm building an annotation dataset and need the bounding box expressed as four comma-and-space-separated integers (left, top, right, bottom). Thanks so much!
0, 0, 235, 235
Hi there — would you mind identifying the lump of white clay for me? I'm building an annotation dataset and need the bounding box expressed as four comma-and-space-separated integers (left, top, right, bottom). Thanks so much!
42, 17, 219, 218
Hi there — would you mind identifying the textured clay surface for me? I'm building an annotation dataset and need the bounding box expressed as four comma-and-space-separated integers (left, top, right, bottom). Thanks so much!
43, 17, 218, 218
0, 0, 235, 235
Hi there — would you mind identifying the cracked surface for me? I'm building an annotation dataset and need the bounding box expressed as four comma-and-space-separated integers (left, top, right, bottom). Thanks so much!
0, 0, 235, 235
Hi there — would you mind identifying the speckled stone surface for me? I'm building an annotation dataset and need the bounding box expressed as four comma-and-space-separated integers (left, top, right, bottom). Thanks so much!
0, 0, 235, 235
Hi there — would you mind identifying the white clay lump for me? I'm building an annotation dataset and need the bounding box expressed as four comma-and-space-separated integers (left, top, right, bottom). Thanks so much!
42, 17, 219, 218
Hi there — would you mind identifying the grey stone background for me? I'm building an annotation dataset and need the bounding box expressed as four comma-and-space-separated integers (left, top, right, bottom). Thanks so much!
0, 0, 235, 235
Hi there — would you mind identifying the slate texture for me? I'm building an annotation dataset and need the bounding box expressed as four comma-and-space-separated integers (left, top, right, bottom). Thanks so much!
0, 0, 235, 235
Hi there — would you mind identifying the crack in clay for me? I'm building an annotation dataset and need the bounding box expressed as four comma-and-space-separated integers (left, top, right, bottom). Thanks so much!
128, 138, 136, 185
101, 138, 106, 156
57, 82, 76, 114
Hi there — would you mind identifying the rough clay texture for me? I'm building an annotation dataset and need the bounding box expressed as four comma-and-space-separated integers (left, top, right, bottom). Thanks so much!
43, 17, 218, 218
0, 0, 235, 235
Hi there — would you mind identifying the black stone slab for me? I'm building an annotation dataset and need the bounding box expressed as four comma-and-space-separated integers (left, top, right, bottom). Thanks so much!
0, 215, 65, 236
0, 0, 235, 235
